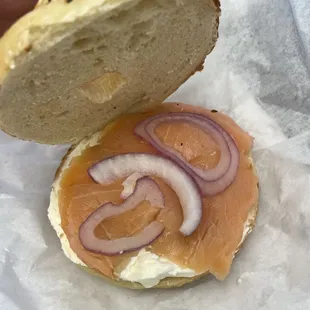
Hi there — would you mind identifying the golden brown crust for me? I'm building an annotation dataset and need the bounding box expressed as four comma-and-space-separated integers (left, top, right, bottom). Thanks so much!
54, 145, 74, 180
212, 0, 221, 11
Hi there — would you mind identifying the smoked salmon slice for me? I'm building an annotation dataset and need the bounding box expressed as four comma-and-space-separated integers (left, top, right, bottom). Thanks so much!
58, 103, 258, 280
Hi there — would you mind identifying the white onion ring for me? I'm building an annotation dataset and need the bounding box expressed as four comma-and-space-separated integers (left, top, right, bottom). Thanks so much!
79, 177, 165, 255
88, 153, 202, 236
135, 112, 240, 196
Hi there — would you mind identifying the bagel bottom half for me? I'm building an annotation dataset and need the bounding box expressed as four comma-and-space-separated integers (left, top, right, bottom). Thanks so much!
48, 104, 259, 289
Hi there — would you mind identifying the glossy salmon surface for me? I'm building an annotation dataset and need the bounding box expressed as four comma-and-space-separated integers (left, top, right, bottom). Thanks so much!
58, 103, 258, 280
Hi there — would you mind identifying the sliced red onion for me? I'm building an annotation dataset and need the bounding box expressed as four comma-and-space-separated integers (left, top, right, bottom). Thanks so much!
136, 114, 231, 180
135, 113, 240, 196
79, 177, 165, 256
121, 172, 143, 199
88, 153, 202, 236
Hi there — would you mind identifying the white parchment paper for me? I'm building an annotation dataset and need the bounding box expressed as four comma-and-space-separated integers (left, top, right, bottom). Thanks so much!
1, 0, 310, 309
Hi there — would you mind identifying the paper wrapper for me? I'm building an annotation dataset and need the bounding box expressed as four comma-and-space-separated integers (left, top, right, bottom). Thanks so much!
1, 0, 310, 309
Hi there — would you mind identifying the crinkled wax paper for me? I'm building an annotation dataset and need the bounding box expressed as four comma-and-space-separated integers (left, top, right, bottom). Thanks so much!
1, 0, 310, 309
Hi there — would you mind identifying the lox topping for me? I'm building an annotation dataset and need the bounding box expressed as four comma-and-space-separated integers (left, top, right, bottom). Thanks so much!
58, 103, 258, 280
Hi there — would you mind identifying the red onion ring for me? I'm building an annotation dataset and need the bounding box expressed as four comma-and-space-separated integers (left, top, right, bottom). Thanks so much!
88, 153, 202, 236
79, 178, 165, 256
121, 172, 143, 199
135, 113, 240, 196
